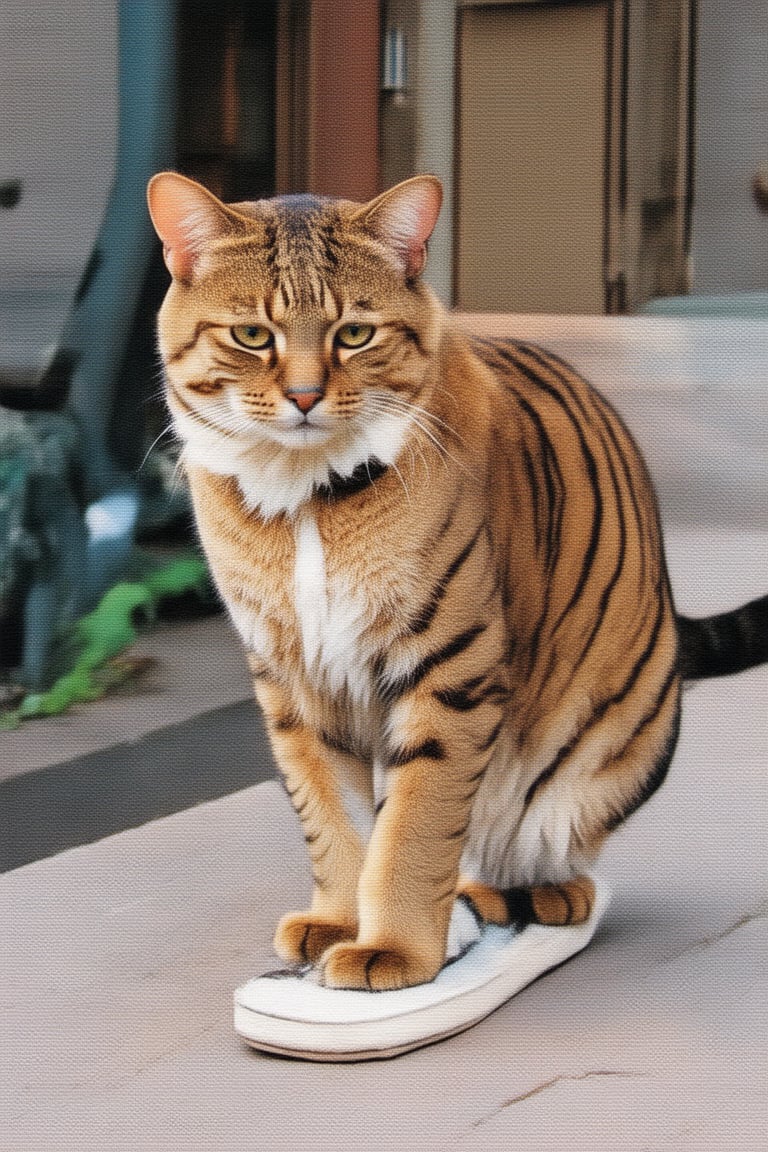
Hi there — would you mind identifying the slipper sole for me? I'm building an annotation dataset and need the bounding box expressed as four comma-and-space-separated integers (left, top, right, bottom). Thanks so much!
233, 881, 610, 1061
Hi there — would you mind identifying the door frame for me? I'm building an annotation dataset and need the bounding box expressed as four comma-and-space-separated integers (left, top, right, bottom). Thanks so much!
453, 0, 696, 313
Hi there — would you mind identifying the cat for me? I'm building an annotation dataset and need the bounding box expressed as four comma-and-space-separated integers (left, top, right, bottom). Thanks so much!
147, 171, 768, 991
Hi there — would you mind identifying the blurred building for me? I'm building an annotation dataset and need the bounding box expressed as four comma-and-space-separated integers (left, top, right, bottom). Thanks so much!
379, 0, 767, 312
1, 0, 766, 317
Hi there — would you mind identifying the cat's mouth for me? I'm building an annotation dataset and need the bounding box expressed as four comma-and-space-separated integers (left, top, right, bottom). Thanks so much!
267, 415, 340, 449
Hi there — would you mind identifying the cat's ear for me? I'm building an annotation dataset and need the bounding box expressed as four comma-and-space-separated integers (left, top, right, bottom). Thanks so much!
147, 172, 236, 282
354, 175, 443, 279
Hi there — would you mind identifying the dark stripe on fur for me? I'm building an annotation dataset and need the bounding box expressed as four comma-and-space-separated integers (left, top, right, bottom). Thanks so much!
446, 822, 470, 841
495, 383, 566, 672
497, 343, 610, 630
315, 457, 388, 500
514, 341, 595, 425
476, 340, 567, 576
524, 587, 668, 808
168, 382, 216, 425
319, 729, 355, 756
516, 394, 566, 576
519, 444, 544, 554
569, 430, 628, 674
457, 893, 485, 930
364, 951, 384, 989
409, 524, 484, 634
557, 884, 575, 925
383, 624, 487, 702
476, 339, 566, 577
390, 320, 430, 357
274, 713, 299, 733
591, 395, 651, 586
165, 321, 217, 363
502, 887, 536, 926
186, 379, 222, 394
476, 716, 505, 754
606, 675, 681, 829
434, 672, 507, 712
434, 675, 487, 711
388, 738, 446, 767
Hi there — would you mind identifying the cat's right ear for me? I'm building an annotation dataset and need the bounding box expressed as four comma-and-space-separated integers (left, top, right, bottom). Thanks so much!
147, 172, 233, 282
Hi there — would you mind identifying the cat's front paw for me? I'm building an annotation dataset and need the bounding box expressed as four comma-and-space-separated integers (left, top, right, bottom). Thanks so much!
319, 942, 441, 991
274, 912, 357, 965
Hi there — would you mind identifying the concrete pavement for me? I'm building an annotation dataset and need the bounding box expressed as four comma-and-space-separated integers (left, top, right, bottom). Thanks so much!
1, 607, 766, 1148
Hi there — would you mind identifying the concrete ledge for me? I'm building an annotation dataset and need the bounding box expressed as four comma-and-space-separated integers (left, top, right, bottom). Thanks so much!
642, 292, 768, 318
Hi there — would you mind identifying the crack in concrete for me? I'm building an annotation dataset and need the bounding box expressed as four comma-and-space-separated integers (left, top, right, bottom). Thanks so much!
663, 906, 768, 963
470, 1070, 649, 1129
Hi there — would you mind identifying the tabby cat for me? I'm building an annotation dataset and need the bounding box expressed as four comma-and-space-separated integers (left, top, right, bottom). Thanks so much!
147, 172, 768, 991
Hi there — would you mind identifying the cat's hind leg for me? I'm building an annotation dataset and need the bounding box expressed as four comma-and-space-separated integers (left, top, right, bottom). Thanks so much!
457, 874, 596, 927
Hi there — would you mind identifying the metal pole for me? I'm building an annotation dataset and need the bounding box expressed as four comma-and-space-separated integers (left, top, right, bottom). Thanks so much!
65, 0, 176, 501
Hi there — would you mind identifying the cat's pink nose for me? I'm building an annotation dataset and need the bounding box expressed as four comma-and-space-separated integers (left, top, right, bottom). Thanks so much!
287, 389, 323, 414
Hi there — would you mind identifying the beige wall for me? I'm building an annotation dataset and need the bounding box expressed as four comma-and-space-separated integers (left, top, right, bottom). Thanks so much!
0, 2, 117, 281
692, 0, 768, 293
387, 0, 768, 309
455, 2, 608, 313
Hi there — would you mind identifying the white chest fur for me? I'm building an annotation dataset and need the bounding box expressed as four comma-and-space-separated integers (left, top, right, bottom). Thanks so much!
293, 511, 371, 703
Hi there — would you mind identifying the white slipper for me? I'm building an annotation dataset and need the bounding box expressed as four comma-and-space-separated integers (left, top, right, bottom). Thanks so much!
233, 881, 610, 1061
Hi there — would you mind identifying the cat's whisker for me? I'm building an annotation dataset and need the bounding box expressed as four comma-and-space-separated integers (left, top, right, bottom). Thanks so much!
428, 377, 464, 419
138, 423, 178, 473
368, 395, 471, 479
365, 390, 462, 448
189, 403, 262, 444
388, 457, 412, 504
367, 386, 461, 438
407, 433, 431, 483
362, 399, 446, 474
403, 399, 466, 449
165, 452, 188, 500
395, 418, 433, 484
414, 426, 472, 478
146, 364, 172, 404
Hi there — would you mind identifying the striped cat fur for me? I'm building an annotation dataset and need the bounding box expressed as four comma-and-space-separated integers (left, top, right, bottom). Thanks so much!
148, 172, 768, 991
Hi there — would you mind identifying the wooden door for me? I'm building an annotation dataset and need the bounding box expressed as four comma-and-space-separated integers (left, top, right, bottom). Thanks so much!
455, 2, 609, 313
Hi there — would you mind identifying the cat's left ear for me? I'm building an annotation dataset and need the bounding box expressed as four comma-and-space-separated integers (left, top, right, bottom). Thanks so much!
354, 175, 443, 279
147, 171, 240, 282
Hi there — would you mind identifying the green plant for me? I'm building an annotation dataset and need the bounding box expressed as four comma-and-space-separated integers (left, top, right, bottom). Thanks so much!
1, 556, 209, 729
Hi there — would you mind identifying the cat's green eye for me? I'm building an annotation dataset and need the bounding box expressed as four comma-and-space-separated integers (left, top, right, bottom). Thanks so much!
231, 324, 274, 350
335, 323, 375, 349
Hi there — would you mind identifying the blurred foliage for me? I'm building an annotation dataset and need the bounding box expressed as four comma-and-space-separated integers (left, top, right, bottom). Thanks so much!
1, 556, 210, 729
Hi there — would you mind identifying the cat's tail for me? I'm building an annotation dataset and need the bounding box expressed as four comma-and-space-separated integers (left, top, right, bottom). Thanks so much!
676, 593, 768, 679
